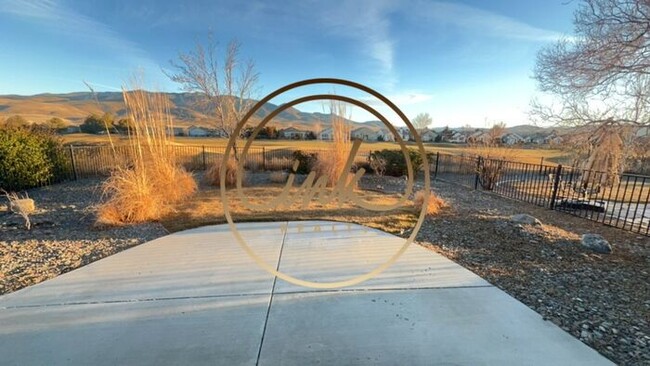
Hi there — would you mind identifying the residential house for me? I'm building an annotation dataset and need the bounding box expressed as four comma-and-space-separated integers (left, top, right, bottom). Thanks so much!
319, 127, 333, 140
419, 129, 438, 142
206, 128, 227, 137
501, 133, 525, 145
448, 131, 467, 143
376, 128, 395, 142
188, 125, 208, 137
351, 127, 376, 141
61, 125, 81, 134
467, 130, 492, 144
525, 133, 548, 145
396, 126, 411, 141
166, 126, 185, 137
279, 127, 310, 139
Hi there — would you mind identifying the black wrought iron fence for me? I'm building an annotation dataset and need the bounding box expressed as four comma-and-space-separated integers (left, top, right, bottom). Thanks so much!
28, 145, 649, 235
432, 152, 650, 236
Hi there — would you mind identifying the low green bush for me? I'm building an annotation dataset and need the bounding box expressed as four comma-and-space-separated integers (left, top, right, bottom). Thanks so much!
0, 127, 70, 190
291, 150, 318, 174
368, 149, 430, 177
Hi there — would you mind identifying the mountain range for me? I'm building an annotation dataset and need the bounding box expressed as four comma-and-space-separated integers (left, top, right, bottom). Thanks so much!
0, 91, 553, 134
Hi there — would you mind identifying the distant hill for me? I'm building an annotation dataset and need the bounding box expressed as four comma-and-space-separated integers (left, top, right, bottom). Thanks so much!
0, 91, 559, 136
0, 91, 372, 131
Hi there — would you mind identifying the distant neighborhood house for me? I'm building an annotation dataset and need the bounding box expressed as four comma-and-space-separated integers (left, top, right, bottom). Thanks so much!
501, 133, 525, 145
448, 132, 467, 144
319, 127, 333, 140
420, 129, 438, 142
279, 127, 310, 139
187, 125, 209, 137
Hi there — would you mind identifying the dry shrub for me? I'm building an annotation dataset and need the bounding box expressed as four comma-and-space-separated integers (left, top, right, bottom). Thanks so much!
204, 158, 241, 188
313, 100, 352, 186
266, 157, 292, 171
96, 79, 196, 225
467, 141, 516, 191
3, 190, 34, 230
269, 171, 288, 184
413, 190, 447, 216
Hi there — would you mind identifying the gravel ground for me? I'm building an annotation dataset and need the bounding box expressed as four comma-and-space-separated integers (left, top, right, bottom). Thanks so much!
2, 176, 648, 364
0, 179, 167, 295
362, 175, 649, 365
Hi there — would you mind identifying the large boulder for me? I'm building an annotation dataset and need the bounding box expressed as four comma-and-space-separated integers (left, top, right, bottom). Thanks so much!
581, 234, 612, 254
510, 214, 542, 226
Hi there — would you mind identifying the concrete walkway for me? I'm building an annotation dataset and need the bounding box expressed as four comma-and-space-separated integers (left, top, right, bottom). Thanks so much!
0, 221, 612, 365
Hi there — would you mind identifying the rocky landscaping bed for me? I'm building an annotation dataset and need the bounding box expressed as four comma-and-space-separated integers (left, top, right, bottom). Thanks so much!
2, 175, 648, 364
0, 179, 167, 295
361, 176, 649, 365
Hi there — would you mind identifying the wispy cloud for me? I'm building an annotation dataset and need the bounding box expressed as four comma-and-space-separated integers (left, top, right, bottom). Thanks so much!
316, 0, 398, 90
0, 0, 157, 69
361, 92, 433, 107
410, 1, 569, 42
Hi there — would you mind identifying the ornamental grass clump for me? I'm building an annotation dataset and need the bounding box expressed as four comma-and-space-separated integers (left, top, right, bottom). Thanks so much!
413, 190, 447, 216
204, 157, 240, 188
96, 83, 196, 225
313, 100, 353, 186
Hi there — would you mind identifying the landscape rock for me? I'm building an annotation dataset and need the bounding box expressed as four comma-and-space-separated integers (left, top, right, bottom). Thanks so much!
510, 213, 542, 226
581, 233, 612, 254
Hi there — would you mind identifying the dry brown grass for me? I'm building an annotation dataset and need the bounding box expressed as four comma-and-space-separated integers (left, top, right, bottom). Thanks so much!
204, 158, 241, 187
313, 100, 352, 186
96, 81, 196, 225
413, 190, 448, 216
160, 185, 419, 234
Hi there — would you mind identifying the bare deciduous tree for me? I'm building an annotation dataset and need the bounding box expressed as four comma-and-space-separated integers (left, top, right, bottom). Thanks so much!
532, 0, 650, 176
165, 36, 259, 159
412, 112, 433, 132
486, 122, 506, 145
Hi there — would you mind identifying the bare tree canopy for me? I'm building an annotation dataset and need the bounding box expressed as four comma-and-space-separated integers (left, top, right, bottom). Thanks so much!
412, 112, 432, 131
165, 36, 259, 139
533, 0, 650, 128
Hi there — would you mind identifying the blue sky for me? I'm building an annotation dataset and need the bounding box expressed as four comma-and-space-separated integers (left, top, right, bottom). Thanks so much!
0, 0, 577, 127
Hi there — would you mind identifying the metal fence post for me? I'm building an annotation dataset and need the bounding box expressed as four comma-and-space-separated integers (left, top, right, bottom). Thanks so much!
202, 145, 207, 170
539, 157, 544, 175
434, 152, 440, 179
549, 164, 563, 209
262, 146, 266, 171
474, 156, 482, 190
69, 145, 78, 180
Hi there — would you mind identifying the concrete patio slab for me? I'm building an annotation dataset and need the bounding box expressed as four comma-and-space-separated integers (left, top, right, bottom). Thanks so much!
273, 221, 490, 293
260, 287, 610, 366
0, 221, 613, 365
0, 295, 269, 366
0, 222, 282, 308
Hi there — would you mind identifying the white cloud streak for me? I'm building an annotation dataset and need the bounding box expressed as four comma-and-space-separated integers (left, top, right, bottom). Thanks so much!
0, 0, 157, 69
410, 1, 569, 42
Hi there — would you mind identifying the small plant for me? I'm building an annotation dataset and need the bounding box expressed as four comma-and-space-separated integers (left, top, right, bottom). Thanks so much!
368, 154, 387, 176
3, 190, 35, 230
477, 158, 507, 191
369, 150, 424, 177
413, 190, 447, 216
291, 150, 318, 174
204, 157, 241, 188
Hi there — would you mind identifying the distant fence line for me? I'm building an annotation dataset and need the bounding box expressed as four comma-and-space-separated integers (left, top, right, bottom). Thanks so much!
45, 144, 650, 236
